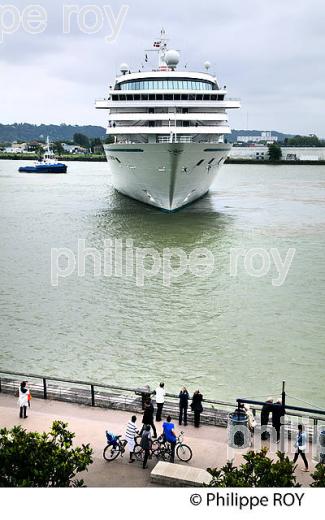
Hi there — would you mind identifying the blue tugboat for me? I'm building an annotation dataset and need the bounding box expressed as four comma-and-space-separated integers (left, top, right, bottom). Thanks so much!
19, 138, 67, 174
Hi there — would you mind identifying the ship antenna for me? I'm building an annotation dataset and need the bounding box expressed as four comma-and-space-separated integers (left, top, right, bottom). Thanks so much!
145, 28, 169, 70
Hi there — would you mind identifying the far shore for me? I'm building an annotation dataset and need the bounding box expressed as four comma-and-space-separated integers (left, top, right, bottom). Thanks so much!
1, 153, 325, 166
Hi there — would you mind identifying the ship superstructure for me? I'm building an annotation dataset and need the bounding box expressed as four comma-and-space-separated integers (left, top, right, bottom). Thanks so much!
96, 30, 240, 210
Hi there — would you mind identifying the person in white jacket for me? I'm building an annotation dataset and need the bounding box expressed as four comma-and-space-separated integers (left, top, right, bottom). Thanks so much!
244, 404, 256, 447
18, 381, 29, 419
293, 424, 309, 471
154, 382, 165, 422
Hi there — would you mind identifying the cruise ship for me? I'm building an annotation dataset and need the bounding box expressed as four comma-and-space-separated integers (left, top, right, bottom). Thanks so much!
96, 30, 240, 210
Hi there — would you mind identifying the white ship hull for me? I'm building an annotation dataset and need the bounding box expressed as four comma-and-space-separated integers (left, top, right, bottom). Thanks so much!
104, 143, 231, 210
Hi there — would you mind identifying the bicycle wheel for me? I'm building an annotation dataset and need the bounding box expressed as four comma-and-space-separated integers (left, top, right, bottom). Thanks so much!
103, 443, 121, 461
176, 443, 192, 462
151, 439, 162, 453
160, 446, 172, 462
134, 445, 144, 462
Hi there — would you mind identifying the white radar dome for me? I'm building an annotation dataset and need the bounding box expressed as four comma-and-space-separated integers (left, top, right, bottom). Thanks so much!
120, 63, 129, 74
165, 49, 180, 69
204, 61, 211, 71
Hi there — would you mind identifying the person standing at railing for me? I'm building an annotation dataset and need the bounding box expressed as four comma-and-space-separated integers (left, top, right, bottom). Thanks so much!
18, 381, 29, 419
191, 390, 203, 427
244, 404, 256, 447
154, 382, 165, 422
179, 387, 189, 426
293, 424, 309, 472
272, 399, 285, 443
261, 398, 273, 440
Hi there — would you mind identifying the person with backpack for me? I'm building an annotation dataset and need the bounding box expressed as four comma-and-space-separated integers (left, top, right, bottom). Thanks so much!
141, 425, 152, 469
293, 424, 309, 471
179, 387, 189, 426
191, 390, 203, 427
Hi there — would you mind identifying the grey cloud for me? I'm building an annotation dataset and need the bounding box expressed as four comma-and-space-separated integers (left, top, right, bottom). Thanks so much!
0, 0, 325, 134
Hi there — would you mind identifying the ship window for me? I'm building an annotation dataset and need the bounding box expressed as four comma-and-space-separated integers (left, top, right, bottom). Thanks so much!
156, 94, 163, 100
181, 94, 188, 100
149, 108, 154, 113
165, 94, 173, 100
112, 95, 118, 100
174, 94, 180, 100
142, 94, 148, 100
196, 94, 203, 100
196, 159, 204, 166
119, 79, 214, 91
208, 158, 215, 164
149, 94, 155, 100
134, 94, 140, 100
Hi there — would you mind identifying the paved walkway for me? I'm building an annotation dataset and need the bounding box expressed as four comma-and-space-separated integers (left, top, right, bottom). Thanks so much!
0, 394, 315, 486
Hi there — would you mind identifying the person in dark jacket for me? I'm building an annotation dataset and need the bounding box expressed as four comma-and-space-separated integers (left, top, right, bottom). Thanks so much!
261, 398, 273, 440
179, 387, 189, 426
140, 425, 152, 469
141, 398, 157, 437
272, 399, 285, 443
191, 390, 203, 427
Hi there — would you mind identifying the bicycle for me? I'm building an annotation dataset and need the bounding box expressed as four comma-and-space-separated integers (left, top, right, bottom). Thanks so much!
103, 432, 128, 462
134, 440, 172, 463
175, 431, 192, 462
150, 431, 192, 463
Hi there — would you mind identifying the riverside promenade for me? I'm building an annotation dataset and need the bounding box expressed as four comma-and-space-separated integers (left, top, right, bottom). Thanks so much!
0, 393, 314, 487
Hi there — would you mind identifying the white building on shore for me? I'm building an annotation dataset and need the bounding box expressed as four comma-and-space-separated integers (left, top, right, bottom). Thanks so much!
237, 131, 278, 144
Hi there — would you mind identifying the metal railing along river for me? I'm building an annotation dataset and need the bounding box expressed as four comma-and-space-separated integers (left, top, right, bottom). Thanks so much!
1, 369, 324, 437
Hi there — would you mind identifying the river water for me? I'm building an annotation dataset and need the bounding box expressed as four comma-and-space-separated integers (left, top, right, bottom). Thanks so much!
0, 160, 324, 407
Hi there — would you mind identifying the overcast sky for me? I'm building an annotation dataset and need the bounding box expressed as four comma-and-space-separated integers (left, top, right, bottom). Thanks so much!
1, 0, 325, 135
